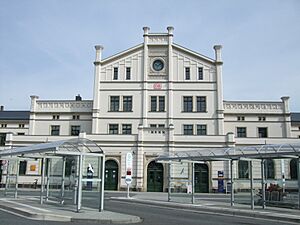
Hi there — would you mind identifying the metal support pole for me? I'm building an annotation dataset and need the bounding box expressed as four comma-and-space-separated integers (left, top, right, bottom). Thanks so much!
250, 160, 254, 210
46, 158, 51, 201
168, 163, 171, 202
230, 160, 234, 207
192, 162, 195, 204
40, 158, 45, 205
261, 159, 266, 209
99, 155, 105, 212
5, 160, 10, 197
61, 157, 66, 204
298, 157, 300, 209
14, 158, 19, 199
74, 156, 79, 205
77, 154, 83, 212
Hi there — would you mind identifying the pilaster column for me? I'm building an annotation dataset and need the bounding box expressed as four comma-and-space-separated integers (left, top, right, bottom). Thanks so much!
142, 27, 149, 127
281, 96, 291, 138
92, 45, 104, 134
29, 95, 39, 135
214, 45, 224, 135
136, 124, 144, 191
167, 26, 174, 155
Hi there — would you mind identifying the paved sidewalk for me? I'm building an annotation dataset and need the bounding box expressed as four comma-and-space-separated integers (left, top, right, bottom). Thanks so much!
0, 196, 141, 223
111, 192, 300, 223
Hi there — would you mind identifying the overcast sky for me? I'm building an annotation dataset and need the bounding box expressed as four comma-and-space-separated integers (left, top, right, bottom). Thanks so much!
0, 0, 299, 111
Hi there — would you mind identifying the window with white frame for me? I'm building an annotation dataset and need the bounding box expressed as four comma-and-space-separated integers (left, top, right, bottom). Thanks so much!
183, 124, 194, 135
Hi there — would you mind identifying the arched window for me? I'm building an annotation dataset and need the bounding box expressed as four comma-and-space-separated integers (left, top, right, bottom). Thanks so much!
238, 160, 249, 179
264, 159, 275, 179
290, 159, 298, 180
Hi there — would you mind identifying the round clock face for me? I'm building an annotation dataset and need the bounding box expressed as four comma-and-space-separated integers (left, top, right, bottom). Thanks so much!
153, 59, 164, 71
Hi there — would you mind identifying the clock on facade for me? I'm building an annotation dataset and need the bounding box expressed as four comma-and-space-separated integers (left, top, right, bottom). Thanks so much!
152, 59, 164, 71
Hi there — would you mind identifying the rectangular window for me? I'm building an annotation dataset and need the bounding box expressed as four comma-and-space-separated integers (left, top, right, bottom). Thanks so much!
110, 96, 120, 111
109, 124, 119, 134
51, 125, 60, 136
237, 116, 245, 121
126, 67, 131, 80
72, 115, 80, 120
150, 124, 157, 128
0, 133, 6, 146
237, 127, 247, 138
113, 67, 118, 80
183, 124, 194, 135
122, 124, 132, 134
185, 67, 190, 80
19, 161, 27, 175
196, 96, 206, 112
17, 133, 25, 135
19, 124, 25, 128
123, 96, 132, 112
158, 124, 165, 128
183, 96, 193, 112
258, 116, 266, 121
150, 96, 157, 112
158, 96, 165, 112
52, 115, 60, 120
71, 125, 80, 136
197, 125, 207, 135
258, 127, 268, 138
198, 67, 203, 80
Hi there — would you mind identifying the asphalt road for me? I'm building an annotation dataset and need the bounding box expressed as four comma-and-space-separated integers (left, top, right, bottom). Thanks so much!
0, 191, 298, 225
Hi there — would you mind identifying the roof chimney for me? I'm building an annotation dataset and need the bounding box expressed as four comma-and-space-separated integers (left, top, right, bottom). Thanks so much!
0, 105, 4, 111
75, 94, 82, 101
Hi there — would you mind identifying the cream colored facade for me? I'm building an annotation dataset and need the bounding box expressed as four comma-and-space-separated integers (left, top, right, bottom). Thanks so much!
0, 27, 299, 192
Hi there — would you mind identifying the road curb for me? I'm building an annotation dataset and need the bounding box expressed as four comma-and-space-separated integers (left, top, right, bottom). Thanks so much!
111, 197, 300, 224
0, 201, 142, 224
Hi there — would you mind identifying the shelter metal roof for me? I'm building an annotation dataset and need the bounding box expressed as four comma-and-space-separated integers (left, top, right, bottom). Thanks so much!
0, 138, 103, 158
156, 143, 300, 162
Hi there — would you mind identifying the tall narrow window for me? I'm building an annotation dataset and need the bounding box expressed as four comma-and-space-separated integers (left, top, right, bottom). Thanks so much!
198, 67, 203, 80
109, 124, 119, 134
150, 96, 157, 112
264, 159, 275, 179
113, 67, 118, 80
110, 96, 120, 111
258, 127, 268, 138
158, 96, 165, 112
126, 67, 131, 80
183, 124, 193, 135
71, 125, 80, 136
183, 96, 193, 112
290, 159, 298, 180
196, 96, 206, 112
51, 125, 60, 136
122, 124, 132, 134
238, 160, 249, 179
0, 133, 6, 146
19, 161, 27, 175
185, 67, 190, 80
197, 124, 207, 135
237, 127, 247, 137
123, 96, 132, 112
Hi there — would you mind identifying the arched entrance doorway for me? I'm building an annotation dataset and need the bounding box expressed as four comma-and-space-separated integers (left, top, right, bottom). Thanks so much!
147, 161, 163, 192
194, 163, 209, 193
105, 160, 118, 190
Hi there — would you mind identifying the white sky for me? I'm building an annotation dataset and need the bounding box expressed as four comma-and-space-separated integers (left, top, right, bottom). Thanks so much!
0, 0, 299, 111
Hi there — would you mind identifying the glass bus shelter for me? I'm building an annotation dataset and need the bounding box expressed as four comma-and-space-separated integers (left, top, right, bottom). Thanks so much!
0, 138, 105, 212
156, 143, 300, 210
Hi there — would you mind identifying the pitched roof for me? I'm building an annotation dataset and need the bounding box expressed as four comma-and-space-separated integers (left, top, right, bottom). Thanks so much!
0, 111, 30, 120
291, 112, 300, 123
